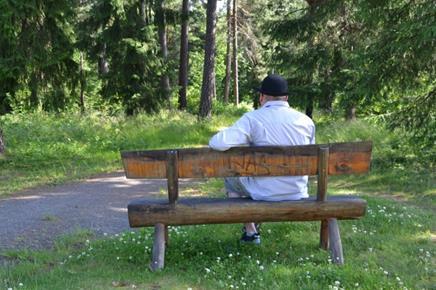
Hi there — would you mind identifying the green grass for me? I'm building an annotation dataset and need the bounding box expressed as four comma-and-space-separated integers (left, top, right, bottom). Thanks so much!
0, 109, 435, 289
0, 196, 434, 289
0, 108, 244, 196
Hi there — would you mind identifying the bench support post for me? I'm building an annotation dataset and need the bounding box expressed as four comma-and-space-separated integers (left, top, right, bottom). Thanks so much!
317, 147, 330, 250
166, 150, 179, 205
165, 225, 169, 246
328, 218, 344, 265
150, 223, 166, 271
320, 220, 329, 250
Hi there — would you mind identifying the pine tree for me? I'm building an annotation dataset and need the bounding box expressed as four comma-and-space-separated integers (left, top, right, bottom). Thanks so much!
178, 0, 189, 110
199, 0, 218, 118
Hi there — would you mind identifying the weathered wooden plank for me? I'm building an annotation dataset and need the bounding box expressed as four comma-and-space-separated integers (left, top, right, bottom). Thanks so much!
121, 141, 372, 179
127, 196, 367, 227
150, 223, 165, 271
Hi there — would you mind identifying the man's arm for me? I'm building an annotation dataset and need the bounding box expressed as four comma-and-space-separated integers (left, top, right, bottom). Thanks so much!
310, 123, 316, 145
209, 115, 252, 151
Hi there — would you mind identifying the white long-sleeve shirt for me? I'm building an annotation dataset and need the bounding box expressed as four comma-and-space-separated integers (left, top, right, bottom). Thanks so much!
209, 100, 315, 201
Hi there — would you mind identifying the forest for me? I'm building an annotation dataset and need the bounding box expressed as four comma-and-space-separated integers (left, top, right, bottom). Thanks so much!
0, 1, 435, 289
0, 0, 434, 149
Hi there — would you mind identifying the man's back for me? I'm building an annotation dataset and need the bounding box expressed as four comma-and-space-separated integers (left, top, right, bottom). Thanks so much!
209, 100, 315, 201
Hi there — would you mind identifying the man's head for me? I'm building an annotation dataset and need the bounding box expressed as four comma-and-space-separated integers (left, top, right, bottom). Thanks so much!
256, 74, 288, 106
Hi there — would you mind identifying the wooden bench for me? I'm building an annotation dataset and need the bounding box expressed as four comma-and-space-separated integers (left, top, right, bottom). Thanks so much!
121, 141, 372, 270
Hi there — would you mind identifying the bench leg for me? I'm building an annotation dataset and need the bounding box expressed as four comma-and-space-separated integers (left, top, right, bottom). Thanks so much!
328, 218, 344, 265
165, 225, 169, 246
320, 219, 329, 250
150, 223, 166, 271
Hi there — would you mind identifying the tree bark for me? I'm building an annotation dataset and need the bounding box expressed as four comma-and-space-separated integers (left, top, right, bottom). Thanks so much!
79, 52, 85, 113
223, 0, 232, 104
199, 0, 218, 118
29, 72, 39, 109
0, 128, 4, 155
140, 0, 147, 25
156, 0, 171, 106
232, 0, 239, 105
178, 0, 189, 110
98, 43, 109, 75
346, 103, 356, 121
304, 0, 322, 118
306, 95, 314, 119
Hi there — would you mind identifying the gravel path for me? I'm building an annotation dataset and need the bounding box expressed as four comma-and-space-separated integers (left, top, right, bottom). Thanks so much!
0, 172, 201, 252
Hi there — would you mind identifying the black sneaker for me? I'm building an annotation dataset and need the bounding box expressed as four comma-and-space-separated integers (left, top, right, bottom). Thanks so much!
240, 232, 261, 245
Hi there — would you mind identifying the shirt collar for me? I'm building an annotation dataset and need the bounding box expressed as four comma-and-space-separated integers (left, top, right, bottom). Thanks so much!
262, 100, 290, 108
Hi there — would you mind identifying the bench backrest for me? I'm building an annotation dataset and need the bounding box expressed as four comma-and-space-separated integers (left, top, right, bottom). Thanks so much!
121, 141, 372, 204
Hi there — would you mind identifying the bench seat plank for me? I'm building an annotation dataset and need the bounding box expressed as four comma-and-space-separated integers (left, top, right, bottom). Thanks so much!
128, 195, 367, 227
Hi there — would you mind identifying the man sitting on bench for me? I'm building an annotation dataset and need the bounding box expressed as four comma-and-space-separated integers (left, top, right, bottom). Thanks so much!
209, 74, 316, 244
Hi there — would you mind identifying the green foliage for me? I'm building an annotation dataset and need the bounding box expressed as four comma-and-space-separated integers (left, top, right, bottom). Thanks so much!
264, 0, 435, 145
77, 0, 165, 114
0, 0, 79, 112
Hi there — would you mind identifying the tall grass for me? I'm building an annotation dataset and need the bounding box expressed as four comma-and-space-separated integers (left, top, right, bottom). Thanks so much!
316, 119, 435, 205
0, 109, 241, 195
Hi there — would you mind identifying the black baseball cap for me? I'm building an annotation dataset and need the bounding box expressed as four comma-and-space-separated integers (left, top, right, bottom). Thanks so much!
256, 74, 288, 96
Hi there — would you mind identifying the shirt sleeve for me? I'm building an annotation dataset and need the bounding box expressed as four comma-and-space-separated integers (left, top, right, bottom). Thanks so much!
310, 123, 316, 144
209, 114, 252, 151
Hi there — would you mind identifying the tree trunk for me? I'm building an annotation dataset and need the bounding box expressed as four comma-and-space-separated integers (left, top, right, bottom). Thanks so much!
178, 0, 189, 110
346, 104, 356, 121
304, 0, 322, 118
98, 43, 109, 75
79, 52, 86, 113
140, 0, 147, 25
223, 0, 232, 104
232, 0, 239, 105
306, 95, 314, 119
0, 128, 4, 155
156, 0, 171, 106
199, 0, 218, 118
29, 72, 39, 109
